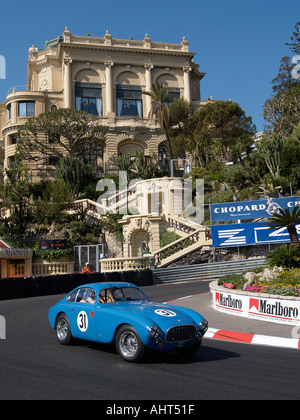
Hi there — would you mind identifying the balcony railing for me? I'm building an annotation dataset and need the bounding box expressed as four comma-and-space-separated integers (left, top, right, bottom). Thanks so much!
100, 256, 151, 272
7, 85, 29, 95
32, 261, 75, 276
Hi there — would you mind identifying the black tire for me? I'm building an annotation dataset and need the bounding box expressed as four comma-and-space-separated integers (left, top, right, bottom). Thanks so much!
115, 325, 145, 362
55, 313, 73, 345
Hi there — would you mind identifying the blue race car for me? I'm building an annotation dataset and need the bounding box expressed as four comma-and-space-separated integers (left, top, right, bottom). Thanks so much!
48, 282, 208, 362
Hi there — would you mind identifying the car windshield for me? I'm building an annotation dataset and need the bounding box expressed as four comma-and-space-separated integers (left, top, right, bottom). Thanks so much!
98, 286, 147, 304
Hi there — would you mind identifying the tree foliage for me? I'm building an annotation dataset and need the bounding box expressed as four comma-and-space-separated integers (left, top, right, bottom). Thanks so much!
189, 100, 256, 166
34, 179, 74, 225
256, 134, 283, 178
263, 23, 300, 137
267, 244, 300, 268
168, 98, 195, 158
271, 56, 298, 94
113, 150, 162, 182
263, 84, 300, 137
17, 108, 106, 163
0, 162, 33, 236
267, 206, 300, 248
285, 20, 300, 54
144, 82, 174, 159
56, 155, 97, 196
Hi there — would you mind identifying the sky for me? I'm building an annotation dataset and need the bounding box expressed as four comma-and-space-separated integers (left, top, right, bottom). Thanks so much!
0, 0, 299, 132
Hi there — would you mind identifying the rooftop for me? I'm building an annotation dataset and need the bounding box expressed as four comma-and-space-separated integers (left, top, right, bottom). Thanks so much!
32, 27, 191, 55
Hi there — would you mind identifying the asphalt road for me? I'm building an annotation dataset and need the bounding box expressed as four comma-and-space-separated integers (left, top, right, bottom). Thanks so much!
0, 281, 300, 400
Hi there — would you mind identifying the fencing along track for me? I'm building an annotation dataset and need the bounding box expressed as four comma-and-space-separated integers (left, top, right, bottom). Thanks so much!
153, 258, 267, 284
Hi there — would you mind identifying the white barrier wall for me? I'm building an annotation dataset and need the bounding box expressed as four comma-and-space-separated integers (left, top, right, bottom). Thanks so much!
0, 315, 6, 339
210, 281, 300, 326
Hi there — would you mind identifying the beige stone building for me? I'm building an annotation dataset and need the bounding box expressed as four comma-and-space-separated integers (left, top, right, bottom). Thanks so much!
0, 28, 214, 271
0, 27, 208, 182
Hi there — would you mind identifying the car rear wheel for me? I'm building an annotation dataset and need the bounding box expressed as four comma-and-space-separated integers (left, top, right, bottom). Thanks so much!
115, 325, 144, 362
55, 314, 73, 345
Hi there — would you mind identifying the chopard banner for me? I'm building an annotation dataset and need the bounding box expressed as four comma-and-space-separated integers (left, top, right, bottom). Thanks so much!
210, 196, 300, 222
211, 221, 300, 247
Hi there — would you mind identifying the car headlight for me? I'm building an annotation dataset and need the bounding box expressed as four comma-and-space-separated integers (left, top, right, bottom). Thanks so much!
199, 320, 208, 333
148, 325, 161, 339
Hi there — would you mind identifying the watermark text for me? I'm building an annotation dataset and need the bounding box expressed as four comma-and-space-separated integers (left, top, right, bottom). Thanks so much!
0, 55, 6, 80
0, 315, 6, 339
96, 174, 204, 224
292, 55, 300, 80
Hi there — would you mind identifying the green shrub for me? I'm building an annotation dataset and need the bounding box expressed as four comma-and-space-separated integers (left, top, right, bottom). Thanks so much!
266, 244, 300, 268
160, 231, 181, 248
277, 267, 300, 286
217, 273, 246, 289
33, 244, 73, 262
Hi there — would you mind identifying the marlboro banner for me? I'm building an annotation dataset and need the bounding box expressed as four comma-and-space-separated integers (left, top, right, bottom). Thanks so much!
210, 286, 300, 326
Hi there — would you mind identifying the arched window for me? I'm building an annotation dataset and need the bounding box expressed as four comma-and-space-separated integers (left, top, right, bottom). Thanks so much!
158, 144, 169, 171
158, 144, 168, 159
162, 88, 180, 106
119, 142, 144, 160
155, 74, 181, 106
75, 82, 102, 116
82, 144, 104, 174
116, 84, 142, 118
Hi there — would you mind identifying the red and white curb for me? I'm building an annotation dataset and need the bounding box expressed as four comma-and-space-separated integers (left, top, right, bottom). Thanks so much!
164, 294, 300, 350
206, 328, 300, 350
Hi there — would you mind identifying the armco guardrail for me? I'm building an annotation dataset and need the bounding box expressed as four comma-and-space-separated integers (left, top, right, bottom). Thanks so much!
152, 258, 267, 284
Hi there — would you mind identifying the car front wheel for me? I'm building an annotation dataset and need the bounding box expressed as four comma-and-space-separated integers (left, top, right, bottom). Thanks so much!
115, 325, 144, 362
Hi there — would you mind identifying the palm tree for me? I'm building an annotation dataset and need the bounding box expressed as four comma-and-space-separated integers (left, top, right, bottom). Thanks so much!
267, 206, 300, 247
144, 83, 174, 159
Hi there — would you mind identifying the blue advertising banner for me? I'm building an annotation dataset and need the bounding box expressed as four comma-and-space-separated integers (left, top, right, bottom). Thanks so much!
211, 221, 300, 248
210, 196, 300, 222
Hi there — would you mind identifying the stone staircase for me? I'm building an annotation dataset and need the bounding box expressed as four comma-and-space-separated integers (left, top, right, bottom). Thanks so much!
66, 198, 113, 220
66, 176, 213, 269
153, 220, 212, 268
67, 197, 212, 268
66, 198, 266, 275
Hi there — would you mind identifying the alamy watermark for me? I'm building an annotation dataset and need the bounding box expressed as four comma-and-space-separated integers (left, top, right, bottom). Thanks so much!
0, 315, 6, 339
292, 55, 300, 80
96, 174, 204, 224
0, 55, 6, 80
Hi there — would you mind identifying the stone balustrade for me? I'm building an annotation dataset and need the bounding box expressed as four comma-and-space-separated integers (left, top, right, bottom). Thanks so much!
153, 228, 211, 267
32, 261, 75, 276
100, 256, 151, 272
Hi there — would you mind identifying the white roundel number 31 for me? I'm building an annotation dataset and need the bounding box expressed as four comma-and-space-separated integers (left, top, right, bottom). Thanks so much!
77, 311, 88, 332
155, 309, 176, 317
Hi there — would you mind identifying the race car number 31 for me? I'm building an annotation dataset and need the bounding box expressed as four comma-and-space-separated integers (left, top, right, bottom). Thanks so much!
77, 311, 88, 332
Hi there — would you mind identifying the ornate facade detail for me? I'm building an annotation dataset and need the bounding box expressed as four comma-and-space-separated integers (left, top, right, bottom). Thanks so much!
104, 61, 114, 69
